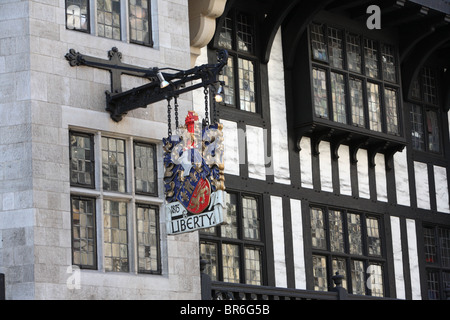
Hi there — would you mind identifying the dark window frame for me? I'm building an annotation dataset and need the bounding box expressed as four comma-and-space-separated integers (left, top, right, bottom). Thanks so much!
135, 203, 161, 275
423, 224, 450, 300
307, 21, 403, 138
65, 0, 91, 33
133, 141, 158, 197
215, 9, 261, 115
69, 131, 96, 189
129, 0, 154, 47
70, 195, 98, 270
308, 205, 387, 297
200, 191, 266, 286
409, 66, 443, 155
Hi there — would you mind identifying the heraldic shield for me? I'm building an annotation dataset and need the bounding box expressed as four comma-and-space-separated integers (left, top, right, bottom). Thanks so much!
163, 111, 226, 234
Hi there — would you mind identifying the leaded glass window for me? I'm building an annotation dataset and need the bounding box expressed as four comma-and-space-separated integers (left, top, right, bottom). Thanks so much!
331, 72, 347, 124
312, 67, 328, 119
71, 196, 96, 269
70, 132, 95, 188
309, 207, 385, 296
385, 88, 399, 135
97, 0, 121, 40
346, 33, 361, 73
136, 204, 160, 273
129, 0, 153, 46
104, 200, 128, 272
200, 192, 265, 286
308, 22, 402, 137
367, 82, 382, 132
364, 39, 379, 79
102, 137, 126, 192
409, 67, 442, 153
350, 78, 365, 127
216, 10, 259, 113
134, 142, 157, 195
66, 0, 89, 32
424, 226, 450, 299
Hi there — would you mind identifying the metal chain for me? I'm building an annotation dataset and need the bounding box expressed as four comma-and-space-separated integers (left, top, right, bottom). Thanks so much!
204, 87, 209, 127
167, 98, 172, 137
174, 96, 179, 129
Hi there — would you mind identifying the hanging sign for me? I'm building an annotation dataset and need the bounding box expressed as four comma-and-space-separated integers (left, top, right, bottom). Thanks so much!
163, 111, 226, 235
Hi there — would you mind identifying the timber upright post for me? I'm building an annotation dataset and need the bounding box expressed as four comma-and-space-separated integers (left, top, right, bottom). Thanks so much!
0, 273, 5, 300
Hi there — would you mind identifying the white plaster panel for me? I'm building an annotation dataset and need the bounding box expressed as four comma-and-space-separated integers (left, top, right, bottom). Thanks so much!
414, 161, 430, 210
268, 29, 290, 185
390, 216, 406, 299
406, 219, 422, 300
375, 153, 388, 202
246, 125, 266, 180
394, 148, 410, 206
271, 196, 287, 288
319, 141, 333, 192
221, 119, 240, 176
290, 199, 306, 290
357, 149, 370, 199
299, 137, 313, 189
338, 145, 352, 196
433, 165, 450, 214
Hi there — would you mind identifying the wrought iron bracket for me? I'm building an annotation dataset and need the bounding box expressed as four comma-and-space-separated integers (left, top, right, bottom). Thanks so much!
65, 47, 228, 122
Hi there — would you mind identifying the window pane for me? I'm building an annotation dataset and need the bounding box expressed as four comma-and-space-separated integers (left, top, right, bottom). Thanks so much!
238, 58, 256, 112
367, 82, 382, 132
222, 244, 240, 283
71, 197, 96, 268
237, 12, 254, 53
66, 0, 89, 31
348, 213, 363, 255
221, 193, 238, 239
367, 218, 382, 256
311, 208, 326, 249
104, 200, 128, 272
136, 205, 159, 273
328, 27, 343, 69
382, 44, 396, 82
439, 228, 450, 268
97, 0, 121, 40
364, 39, 379, 78
346, 33, 361, 73
385, 88, 399, 135
313, 255, 328, 291
350, 78, 365, 127
331, 72, 347, 124
367, 264, 384, 297
410, 104, 425, 151
134, 143, 157, 195
310, 23, 328, 61
411, 78, 421, 100
70, 132, 94, 187
424, 227, 437, 264
218, 16, 233, 49
422, 67, 438, 105
332, 257, 347, 290
312, 68, 328, 119
219, 56, 235, 106
426, 110, 440, 153
427, 270, 440, 300
102, 137, 126, 192
200, 242, 218, 281
245, 247, 262, 286
329, 210, 344, 253
242, 196, 260, 240
129, 0, 152, 46
351, 260, 366, 295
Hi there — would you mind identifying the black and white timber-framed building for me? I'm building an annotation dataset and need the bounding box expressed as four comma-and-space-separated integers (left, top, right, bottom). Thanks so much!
0, 0, 449, 300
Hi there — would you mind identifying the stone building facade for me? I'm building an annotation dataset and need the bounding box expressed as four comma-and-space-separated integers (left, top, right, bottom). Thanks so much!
1, 0, 450, 300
